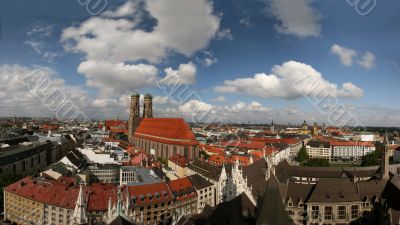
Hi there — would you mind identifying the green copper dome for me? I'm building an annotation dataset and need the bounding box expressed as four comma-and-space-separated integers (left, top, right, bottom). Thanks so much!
131, 91, 140, 97
144, 93, 153, 99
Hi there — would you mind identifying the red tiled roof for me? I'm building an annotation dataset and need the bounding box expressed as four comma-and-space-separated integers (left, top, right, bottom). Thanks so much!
87, 183, 123, 211
41, 124, 59, 130
134, 118, 198, 146
168, 177, 197, 202
103, 137, 121, 142
249, 150, 264, 158
249, 137, 301, 145
4, 177, 121, 211
227, 155, 250, 166
219, 141, 266, 150
168, 154, 189, 167
207, 155, 226, 166
109, 128, 128, 134
264, 146, 279, 155
105, 120, 128, 130
128, 182, 173, 206
130, 151, 150, 165
201, 145, 225, 156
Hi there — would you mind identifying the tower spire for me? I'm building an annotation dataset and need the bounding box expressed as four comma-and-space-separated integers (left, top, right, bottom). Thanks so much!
116, 187, 123, 216
382, 131, 390, 180
72, 183, 88, 225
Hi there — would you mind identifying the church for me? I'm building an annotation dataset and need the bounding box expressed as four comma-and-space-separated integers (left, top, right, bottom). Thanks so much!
128, 92, 199, 160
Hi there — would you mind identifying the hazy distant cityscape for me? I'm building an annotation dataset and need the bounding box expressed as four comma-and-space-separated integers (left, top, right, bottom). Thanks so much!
2, 0, 400, 225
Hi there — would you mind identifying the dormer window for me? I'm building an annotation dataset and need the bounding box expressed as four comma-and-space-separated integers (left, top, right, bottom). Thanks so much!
287, 198, 293, 207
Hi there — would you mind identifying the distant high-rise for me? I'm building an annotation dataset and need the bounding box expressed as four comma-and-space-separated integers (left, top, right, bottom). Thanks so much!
143, 93, 153, 118
270, 120, 275, 133
128, 92, 141, 143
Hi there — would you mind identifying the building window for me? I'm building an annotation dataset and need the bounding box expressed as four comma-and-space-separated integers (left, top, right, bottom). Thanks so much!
324, 206, 332, 220
338, 206, 346, 220
311, 206, 319, 220
351, 205, 359, 219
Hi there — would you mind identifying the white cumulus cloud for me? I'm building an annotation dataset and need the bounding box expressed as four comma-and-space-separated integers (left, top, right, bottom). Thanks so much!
215, 60, 364, 99
331, 44, 357, 66
357, 52, 375, 69
265, 0, 321, 38
161, 62, 197, 85
62, 0, 220, 95
77, 60, 158, 96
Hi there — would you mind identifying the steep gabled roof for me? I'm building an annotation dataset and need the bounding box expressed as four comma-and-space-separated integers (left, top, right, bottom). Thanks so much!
192, 193, 256, 225
242, 158, 268, 199
134, 118, 198, 146
308, 178, 361, 203
135, 118, 195, 140
256, 174, 294, 225
108, 216, 135, 225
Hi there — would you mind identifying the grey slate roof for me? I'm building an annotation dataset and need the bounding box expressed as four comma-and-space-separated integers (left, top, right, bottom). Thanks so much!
188, 159, 222, 181
192, 193, 256, 225
0, 141, 53, 166
188, 174, 214, 190
280, 182, 315, 205
242, 158, 269, 199
256, 174, 294, 225
307, 178, 361, 203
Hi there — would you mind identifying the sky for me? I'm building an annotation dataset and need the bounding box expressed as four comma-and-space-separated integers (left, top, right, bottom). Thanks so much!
1, 0, 400, 127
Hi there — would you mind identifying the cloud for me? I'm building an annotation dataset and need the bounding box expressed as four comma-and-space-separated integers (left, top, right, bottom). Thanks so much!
211, 95, 226, 102
331, 44, 357, 66
357, 51, 375, 69
161, 62, 197, 85
0, 64, 91, 118
102, 1, 139, 18
25, 23, 60, 63
92, 98, 118, 108
215, 60, 364, 99
196, 50, 218, 67
331, 44, 376, 70
239, 17, 252, 27
179, 99, 214, 113
62, 0, 220, 63
216, 28, 233, 41
77, 60, 158, 96
153, 96, 170, 105
265, 0, 321, 38
225, 101, 272, 113
62, 0, 220, 96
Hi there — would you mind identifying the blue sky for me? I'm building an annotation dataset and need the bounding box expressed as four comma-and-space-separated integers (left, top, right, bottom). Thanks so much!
1, 0, 400, 126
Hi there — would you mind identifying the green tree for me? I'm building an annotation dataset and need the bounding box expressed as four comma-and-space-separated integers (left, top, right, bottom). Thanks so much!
0, 174, 22, 211
302, 158, 330, 167
295, 146, 309, 162
361, 151, 379, 167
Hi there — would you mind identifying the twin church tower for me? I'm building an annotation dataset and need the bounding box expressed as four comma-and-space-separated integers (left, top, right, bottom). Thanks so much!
128, 92, 153, 142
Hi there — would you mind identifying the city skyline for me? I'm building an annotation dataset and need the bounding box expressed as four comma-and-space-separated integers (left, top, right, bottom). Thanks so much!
1, 0, 400, 126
